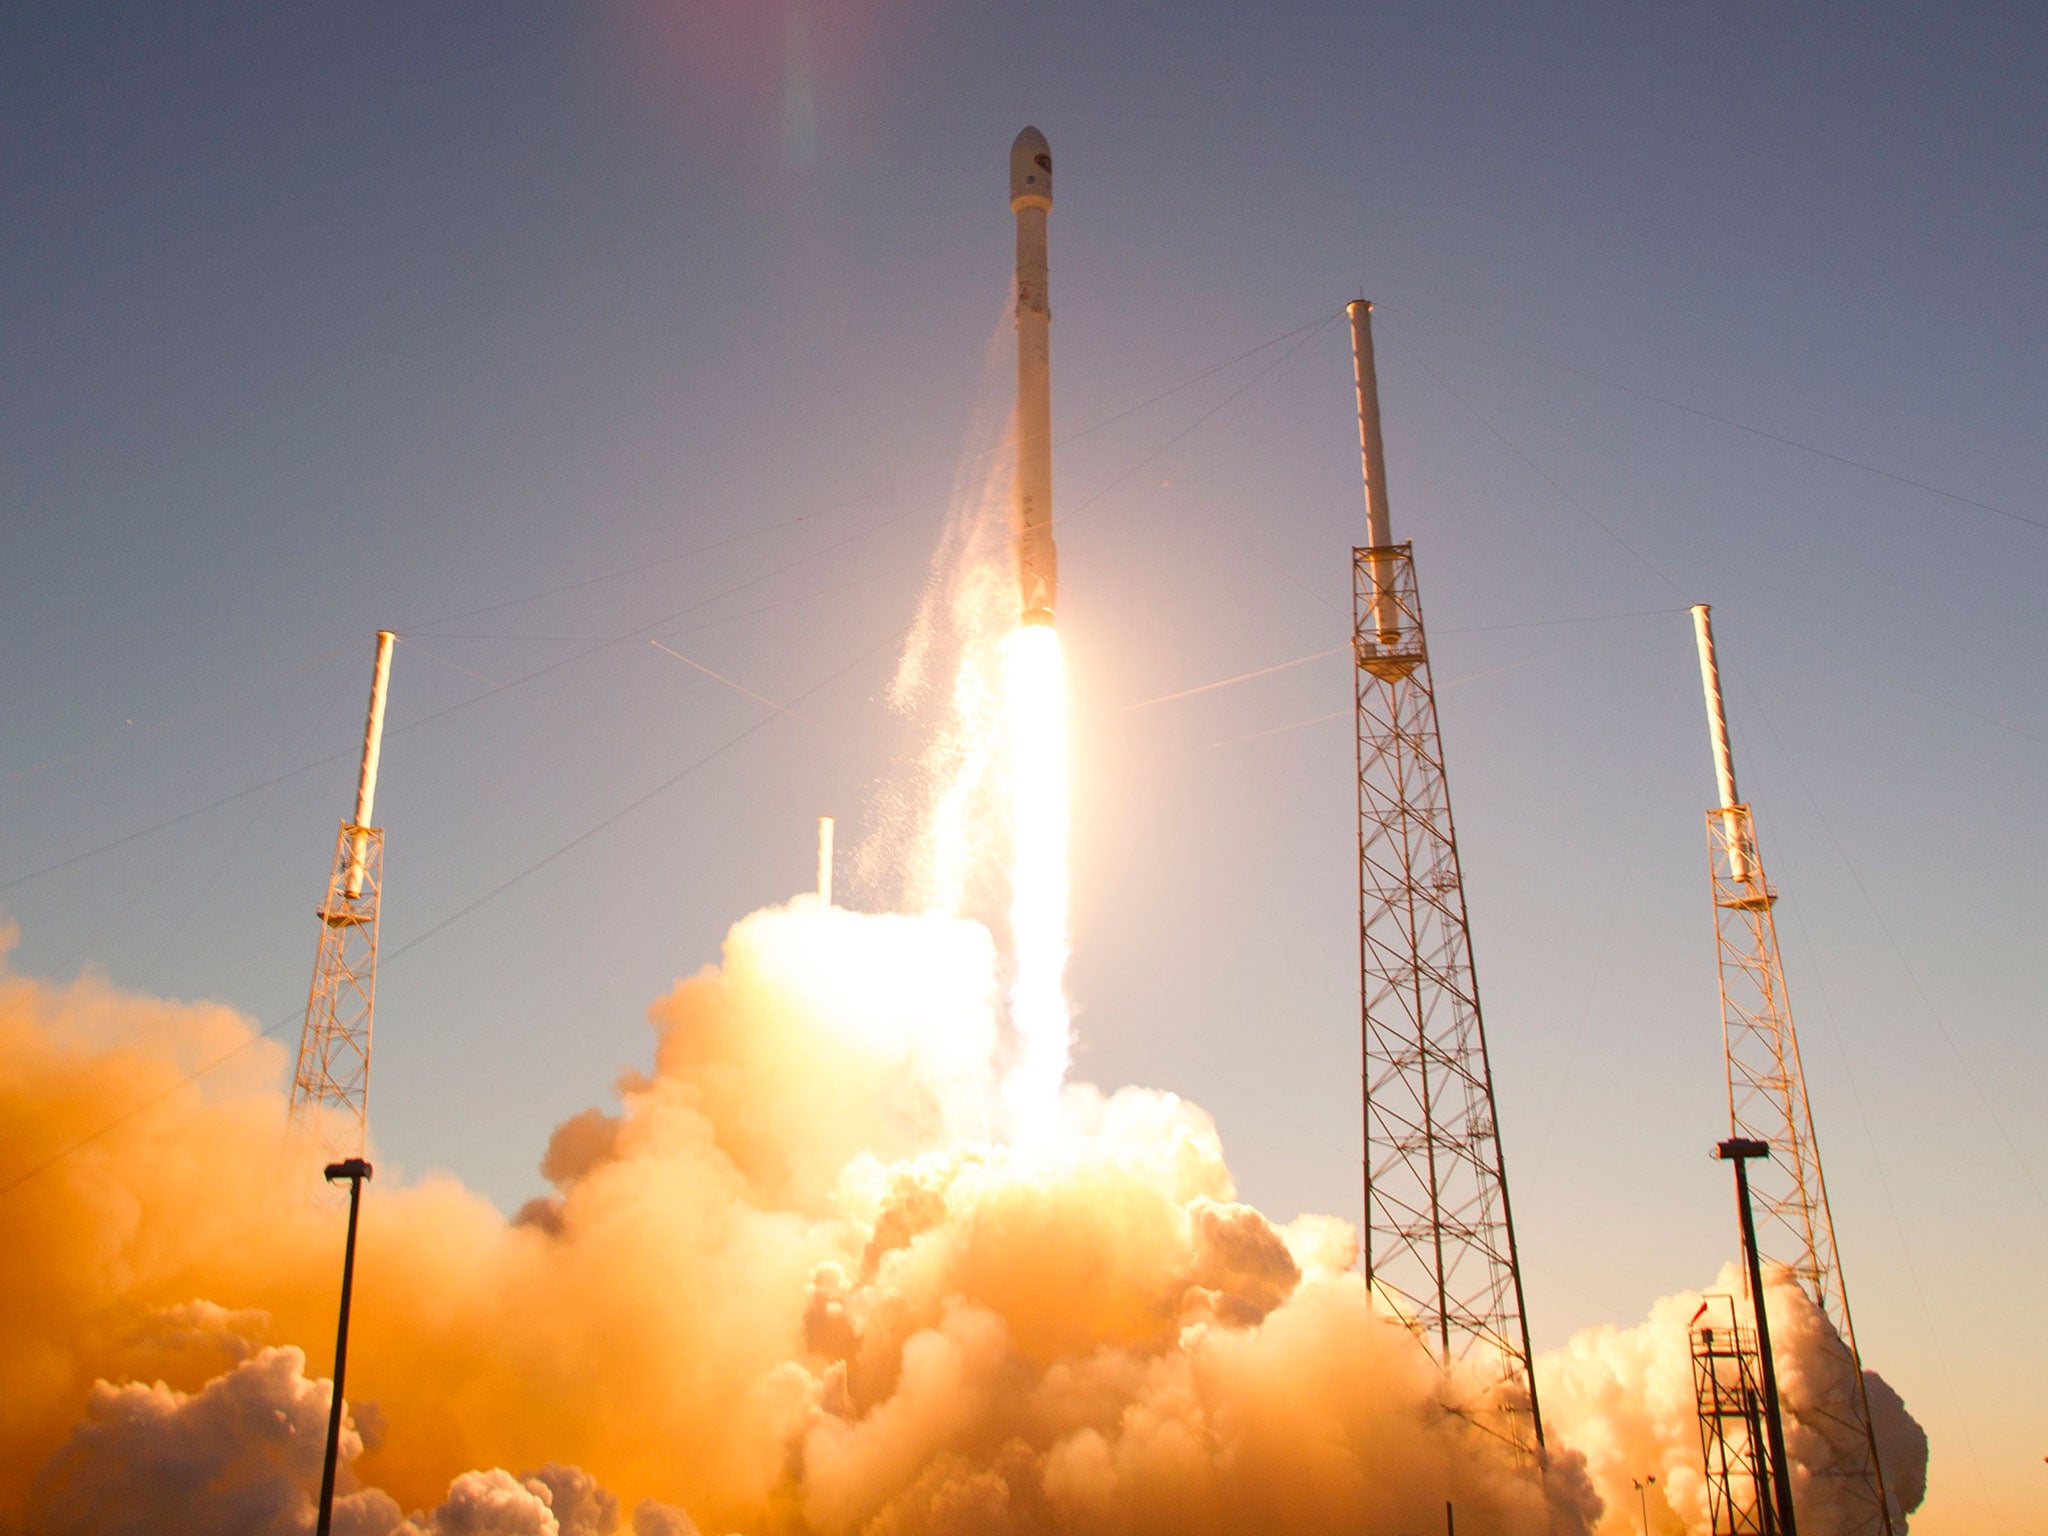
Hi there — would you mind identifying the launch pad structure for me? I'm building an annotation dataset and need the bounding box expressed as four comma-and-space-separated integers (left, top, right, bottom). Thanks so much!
1690, 606, 1895, 1535
288, 630, 395, 1167
1345, 300, 1545, 1462
1691, 1293, 1783, 1536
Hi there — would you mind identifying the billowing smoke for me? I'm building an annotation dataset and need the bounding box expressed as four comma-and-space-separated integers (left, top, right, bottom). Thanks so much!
0, 898, 1932, 1535
6, 906, 1604, 1535
1539, 1264, 1926, 1534
28, 1344, 664, 1536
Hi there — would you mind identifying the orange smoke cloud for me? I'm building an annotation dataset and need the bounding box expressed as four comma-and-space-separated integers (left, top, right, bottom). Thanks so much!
1, 907, 1595, 1535
1537, 1264, 1926, 1534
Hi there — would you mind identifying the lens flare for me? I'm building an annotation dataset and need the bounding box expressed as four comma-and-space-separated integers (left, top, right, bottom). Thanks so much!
1001, 623, 1070, 1147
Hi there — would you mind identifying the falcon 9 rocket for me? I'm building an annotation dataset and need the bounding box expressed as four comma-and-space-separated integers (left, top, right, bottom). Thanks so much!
1010, 126, 1057, 626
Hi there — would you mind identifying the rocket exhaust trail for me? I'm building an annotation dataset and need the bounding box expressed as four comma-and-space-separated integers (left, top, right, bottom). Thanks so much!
1011, 126, 1057, 626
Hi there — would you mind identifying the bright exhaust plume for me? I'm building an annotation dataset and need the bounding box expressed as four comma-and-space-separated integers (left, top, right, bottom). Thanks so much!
1000, 622, 1069, 1149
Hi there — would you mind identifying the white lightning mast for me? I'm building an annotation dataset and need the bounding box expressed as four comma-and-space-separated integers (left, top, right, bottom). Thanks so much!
1348, 299, 1544, 1463
1690, 603, 1896, 1535
289, 631, 394, 1164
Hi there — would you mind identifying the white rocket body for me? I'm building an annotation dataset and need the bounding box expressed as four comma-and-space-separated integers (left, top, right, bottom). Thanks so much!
1011, 126, 1057, 626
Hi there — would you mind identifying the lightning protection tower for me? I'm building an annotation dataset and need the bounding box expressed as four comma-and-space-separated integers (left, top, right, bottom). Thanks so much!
289, 630, 395, 1166
1346, 300, 1543, 1461
1690, 604, 1894, 1534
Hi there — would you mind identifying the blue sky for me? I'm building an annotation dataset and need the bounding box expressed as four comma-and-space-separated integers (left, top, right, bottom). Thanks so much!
4, 4, 2043, 1529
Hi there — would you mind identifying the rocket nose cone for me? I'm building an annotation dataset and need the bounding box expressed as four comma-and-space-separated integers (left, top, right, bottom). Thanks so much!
1010, 125, 1052, 211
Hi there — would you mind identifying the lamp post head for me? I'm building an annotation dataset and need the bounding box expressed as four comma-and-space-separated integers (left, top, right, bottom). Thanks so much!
1714, 1137, 1771, 1162
323, 1158, 374, 1184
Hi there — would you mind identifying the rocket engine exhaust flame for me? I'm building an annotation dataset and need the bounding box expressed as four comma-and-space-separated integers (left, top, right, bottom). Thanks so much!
1001, 623, 1070, 1147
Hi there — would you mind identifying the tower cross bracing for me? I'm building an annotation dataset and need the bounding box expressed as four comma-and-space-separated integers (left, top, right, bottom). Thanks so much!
1693, 605, 1895, 1535
289, 823, 383, 1161
1354, 540, 1543, 1460
1706, 806, 1894, 1534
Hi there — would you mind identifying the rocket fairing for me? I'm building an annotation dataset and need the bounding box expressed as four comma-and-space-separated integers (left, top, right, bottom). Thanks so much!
1010, 126, 1057, 626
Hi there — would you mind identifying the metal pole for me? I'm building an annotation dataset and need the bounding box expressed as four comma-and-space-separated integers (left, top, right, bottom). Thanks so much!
1348, 300, 1398, 643
346, 632, 395, 899
1690, 605, 1750, 882
1719, 1138, 1798, 1536
316, 1157, 373, 1536
1746, 1389, 1780, 1536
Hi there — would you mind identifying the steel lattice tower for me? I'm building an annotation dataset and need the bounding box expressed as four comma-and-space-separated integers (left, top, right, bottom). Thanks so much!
1691, 605, 1894, 1535
1347, 301, 1543, 1460
1691, 1294, 1782, 1536
289, 631, 395, 1165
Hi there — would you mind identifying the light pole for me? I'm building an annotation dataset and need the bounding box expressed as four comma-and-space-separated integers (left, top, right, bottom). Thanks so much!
316, 1157, 372, 1536
1717, 1137, 1798, 1536
1632, 1473, 1656, 1533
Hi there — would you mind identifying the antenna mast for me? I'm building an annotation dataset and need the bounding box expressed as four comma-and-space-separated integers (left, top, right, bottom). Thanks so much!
1690, 604, 1895, 1534
289, 631, 394, 1164
1347, 301, 1543, 1460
